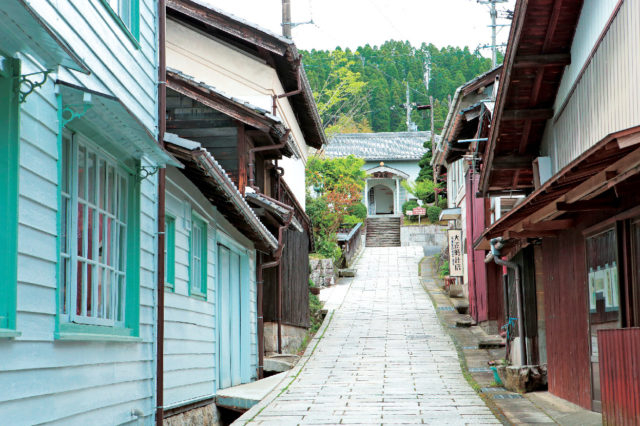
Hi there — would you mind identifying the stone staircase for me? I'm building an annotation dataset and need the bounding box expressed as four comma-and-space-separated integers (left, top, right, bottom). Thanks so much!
365, 217, 401, 247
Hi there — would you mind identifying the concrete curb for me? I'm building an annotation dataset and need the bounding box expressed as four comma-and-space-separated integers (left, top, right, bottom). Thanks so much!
233, 308, 336, 425
418, 257, 511, 426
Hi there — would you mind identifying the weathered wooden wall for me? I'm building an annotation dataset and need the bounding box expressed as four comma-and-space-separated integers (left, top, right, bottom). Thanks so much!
598, 327, 640, 426
486, 260, 505, 328
466, 171, 489, 322
281, 228, 311, 328
541, 229, 592, 410
263, 227, 310, 328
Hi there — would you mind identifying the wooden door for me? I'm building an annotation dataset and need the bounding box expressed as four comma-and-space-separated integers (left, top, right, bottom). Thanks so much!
585, 228, 620, 412
217, 245, 243, 389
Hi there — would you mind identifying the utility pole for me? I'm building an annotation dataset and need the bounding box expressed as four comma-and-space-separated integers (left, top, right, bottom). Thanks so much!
282, 0, 292, 38
429, 96, 435, 140
478, 0, 508, 68
406, 81, 411, 131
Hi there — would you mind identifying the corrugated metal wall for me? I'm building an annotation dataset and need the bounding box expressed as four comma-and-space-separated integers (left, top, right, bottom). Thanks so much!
541, 229, 593, 410
545, 1, 640, 172
598, 328, 640, 425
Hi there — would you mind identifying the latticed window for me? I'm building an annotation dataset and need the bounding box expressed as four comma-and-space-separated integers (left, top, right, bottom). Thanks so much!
190, 216, 207, 297
60, 132, 129, 326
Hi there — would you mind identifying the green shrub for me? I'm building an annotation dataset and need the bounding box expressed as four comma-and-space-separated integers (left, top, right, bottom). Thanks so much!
315, 234, 342, 264
438, 198, 448, 209
309, 292, 323, 333
309, 279, 316, 288
402, 199, 419, 215
341, 214, 362, 227
439, 260, 450, 278
347, 202, 367, 219
427, 205, 442, 223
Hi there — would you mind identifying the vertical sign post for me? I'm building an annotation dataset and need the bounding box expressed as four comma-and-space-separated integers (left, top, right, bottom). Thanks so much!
447, 229, 463, 277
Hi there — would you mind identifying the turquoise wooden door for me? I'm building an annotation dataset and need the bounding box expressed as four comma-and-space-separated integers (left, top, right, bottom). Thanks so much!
218, 245, 243, 389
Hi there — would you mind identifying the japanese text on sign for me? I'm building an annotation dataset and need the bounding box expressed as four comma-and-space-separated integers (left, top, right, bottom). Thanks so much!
447, 229, 463, 277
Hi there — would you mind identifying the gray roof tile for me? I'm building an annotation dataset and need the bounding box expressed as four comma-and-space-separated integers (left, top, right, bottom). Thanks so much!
325, 132, 433, 161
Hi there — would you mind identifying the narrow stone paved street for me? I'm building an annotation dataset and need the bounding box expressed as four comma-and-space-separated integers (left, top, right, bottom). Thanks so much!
245, 246, 500, 425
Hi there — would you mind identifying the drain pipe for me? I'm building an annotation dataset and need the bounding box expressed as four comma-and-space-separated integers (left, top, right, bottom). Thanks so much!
248, 131, 290, 190
490, 238, 526, 366
155, 0, 166, 423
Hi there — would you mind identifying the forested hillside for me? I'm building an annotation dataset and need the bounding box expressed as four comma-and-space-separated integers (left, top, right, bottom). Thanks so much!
301, 41, 501, 137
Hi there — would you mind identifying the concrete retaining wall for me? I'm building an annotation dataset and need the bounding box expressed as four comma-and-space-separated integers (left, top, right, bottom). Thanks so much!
401, 225, 447, 253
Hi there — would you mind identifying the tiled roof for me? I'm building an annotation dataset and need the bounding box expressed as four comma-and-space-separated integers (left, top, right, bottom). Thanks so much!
325, 132, 432, 161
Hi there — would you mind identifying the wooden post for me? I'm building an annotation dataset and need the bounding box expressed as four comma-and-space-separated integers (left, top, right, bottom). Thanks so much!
237, 122, 247, 195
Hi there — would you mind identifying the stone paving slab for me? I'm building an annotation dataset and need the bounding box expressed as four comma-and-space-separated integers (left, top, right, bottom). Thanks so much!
237, 246, 500, 425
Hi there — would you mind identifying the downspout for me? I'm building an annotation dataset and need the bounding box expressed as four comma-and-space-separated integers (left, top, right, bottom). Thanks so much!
250, 133, 292, 365
248, 130, 290, 191
490, 237, 526, 366
156, 0, 166, 424
258, 213, 292, 364
271, 59, 302, 115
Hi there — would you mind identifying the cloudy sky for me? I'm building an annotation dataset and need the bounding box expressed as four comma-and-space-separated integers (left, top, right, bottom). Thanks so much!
201, 0, 515, 54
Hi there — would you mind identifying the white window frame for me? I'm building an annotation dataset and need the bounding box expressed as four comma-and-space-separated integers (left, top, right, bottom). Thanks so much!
60, 131, 130, 327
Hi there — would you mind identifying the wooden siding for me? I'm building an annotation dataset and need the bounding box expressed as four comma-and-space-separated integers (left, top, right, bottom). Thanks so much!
0, 56, 158, 423
38, 0, 158, 132
466, 171, 489, 322
541, 229, 592, 410
164, 168, 257, 407
262, 227, 311, 329
544, 1, 640, 172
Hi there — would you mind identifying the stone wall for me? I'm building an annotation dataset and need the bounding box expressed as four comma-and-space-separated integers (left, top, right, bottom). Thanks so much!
309, 258, 336, 287
401, 225, 447, 253
164, 402, 220, 426
264, 322, 308, 354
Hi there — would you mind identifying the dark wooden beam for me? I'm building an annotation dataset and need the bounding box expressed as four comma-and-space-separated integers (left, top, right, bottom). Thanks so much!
521, 219, 574, 231
504, 230, 559, 239
502, 108, 554, 121
493, 155, 533, 171
513, 53, 571, 68
556, 200, 619, 212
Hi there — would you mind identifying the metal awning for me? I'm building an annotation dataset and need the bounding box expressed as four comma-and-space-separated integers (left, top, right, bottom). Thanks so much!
0, 1, 88, 73
57, 81, 181, 167
440, 208, 462, 221
245, 192, 303, 233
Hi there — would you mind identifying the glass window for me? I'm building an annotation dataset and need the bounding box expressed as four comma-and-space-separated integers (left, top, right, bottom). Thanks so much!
101, 0, 139, 43
165, 215, 175, 289
60, 134, 129, 327
190, 216, 207, 297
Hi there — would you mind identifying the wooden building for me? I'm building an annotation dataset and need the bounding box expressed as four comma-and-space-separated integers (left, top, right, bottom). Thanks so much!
0, 0, 177, 423
432, 67, 506, 331
476, 0, 640, 418
157, 0, 325, 420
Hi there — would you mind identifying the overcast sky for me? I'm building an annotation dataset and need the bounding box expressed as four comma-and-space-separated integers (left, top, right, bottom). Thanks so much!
201, 0, 515, 54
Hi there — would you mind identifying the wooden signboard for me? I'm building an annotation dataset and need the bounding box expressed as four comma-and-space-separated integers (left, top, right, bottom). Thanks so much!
447, 229, 464, 277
